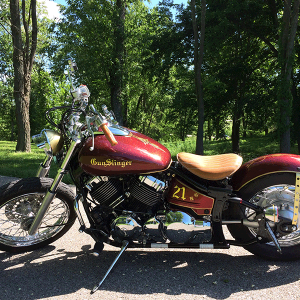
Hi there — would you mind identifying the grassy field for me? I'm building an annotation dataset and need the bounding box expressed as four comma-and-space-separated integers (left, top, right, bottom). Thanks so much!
163, 134, 299, 161
0, 141, 60, 179
0, 136, 299, 179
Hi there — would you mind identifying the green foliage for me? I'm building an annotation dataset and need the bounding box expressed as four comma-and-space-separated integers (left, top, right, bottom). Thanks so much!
30, 64, 70, 135
0, 80, 15, 140
1, 0, 300, 155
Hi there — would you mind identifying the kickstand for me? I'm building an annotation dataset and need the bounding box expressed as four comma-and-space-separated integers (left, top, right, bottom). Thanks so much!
265, 221, 282, 254
91, 240, 129, 294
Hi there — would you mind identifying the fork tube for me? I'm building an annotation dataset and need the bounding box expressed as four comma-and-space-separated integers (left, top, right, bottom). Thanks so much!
36, 155, 53, 177
28, 139, 80, 236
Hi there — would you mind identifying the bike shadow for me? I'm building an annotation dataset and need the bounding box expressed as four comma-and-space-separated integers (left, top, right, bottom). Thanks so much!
0, 243, 299, 300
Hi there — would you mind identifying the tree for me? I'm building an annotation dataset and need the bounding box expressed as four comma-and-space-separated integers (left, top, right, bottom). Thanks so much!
0, 2, 15, 141
191, 0, 206, 155
277, 0, 300, 153
10, 0, 37, 152
52, 0, 178, 138
52, 0, 128, 125
167, 65, 197, 141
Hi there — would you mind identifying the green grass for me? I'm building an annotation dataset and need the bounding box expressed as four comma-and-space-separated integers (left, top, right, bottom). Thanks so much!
161, 135, 299, 161
0, 141, 60, 179
0, 136, 299, 179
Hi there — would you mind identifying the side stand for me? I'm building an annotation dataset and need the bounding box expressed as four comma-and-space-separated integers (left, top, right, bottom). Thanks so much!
91, 240, 129, 294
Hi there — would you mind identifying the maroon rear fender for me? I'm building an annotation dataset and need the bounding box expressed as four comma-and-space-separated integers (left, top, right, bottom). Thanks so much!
231, 154, 300, 191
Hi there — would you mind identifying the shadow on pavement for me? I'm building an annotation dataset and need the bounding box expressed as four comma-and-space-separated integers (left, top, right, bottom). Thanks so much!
0, 244, 299, 300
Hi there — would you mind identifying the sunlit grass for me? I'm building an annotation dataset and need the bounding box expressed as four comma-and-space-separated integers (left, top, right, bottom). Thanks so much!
0, 141, 60, 178
161, 135, 299, 161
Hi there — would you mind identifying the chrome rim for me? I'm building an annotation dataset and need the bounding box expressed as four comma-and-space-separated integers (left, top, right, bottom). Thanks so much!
0, 193, 70, 247
246, 184, 300, 247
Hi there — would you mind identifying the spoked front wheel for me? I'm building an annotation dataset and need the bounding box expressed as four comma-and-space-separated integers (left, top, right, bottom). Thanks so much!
0, 177, 76, 253
228, 172, 300, 260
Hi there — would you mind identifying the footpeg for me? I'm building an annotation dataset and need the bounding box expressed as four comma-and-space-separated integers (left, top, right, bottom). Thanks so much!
92, 242, 104, 257
91, 240, 129, 294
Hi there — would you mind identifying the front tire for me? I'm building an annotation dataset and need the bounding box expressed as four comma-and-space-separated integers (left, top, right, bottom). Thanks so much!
228, 172, 300, 260
0, 177, 76, 253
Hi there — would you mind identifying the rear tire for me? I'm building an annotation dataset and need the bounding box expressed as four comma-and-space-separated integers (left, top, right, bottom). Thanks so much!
0, 177, 76, 253
228, 172, 300, 261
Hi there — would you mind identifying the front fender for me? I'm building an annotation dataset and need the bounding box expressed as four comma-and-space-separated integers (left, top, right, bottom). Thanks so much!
231, 153, 300, 191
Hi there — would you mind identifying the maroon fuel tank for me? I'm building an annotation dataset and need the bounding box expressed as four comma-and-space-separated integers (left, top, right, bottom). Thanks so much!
78, 129, 172, 175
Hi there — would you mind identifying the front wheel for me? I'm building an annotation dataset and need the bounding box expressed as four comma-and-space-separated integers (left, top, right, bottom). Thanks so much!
0, 177, 76, 253
228, 172, 300, 261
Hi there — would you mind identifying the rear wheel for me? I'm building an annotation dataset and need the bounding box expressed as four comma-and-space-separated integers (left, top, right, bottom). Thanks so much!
228, 172, 300, 260
0, 177, 76, 253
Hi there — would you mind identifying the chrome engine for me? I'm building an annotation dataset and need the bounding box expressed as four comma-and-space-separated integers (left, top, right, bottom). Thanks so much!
86, 175, 212, 245
87, 174, 165, 214
111, 211, 212, 244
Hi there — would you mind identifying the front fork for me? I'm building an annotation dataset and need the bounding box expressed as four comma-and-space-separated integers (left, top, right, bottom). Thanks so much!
36, 155, 53, 178
28, 139, 80, 236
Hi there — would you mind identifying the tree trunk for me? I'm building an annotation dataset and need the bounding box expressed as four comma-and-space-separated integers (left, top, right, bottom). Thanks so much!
110, 0, 126, 125
207, 118, 212, 141
231, 115, 241, 153
191, 0, 206, 155
292, 78, 300, 153
10, 0, 37, 152
278, 0, 300, 153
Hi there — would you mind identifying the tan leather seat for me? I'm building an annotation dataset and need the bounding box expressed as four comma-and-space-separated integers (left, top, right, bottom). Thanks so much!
177, 152, 243, 181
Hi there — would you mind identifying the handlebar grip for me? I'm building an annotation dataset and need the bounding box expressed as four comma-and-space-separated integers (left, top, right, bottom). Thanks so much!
100, 123, 118, 146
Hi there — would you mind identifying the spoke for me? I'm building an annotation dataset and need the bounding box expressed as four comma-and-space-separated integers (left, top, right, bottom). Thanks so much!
1, 226, 17, 234
0, 219, 19, 226
42, 217, 66, 227
12, 227, 25, 237
43, 216, 63, 225
0, 192, 70, 247
47, 204, 65, 214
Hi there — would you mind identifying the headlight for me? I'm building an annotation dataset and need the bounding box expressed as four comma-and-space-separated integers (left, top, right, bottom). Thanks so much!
72, 84, 90, 100
32, 129, 64, 155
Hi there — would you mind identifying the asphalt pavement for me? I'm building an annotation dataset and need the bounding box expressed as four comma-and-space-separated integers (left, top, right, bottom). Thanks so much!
1, 176, 300, 300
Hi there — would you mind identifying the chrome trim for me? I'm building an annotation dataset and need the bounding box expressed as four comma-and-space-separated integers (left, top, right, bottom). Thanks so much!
164, 211, 212, 244
36, 155, 53, 177
32, 129, 63, 155
139, 175, 166, 192
151, 243, 168, 248
74, 194, 86, 228
199, 244, 214, 249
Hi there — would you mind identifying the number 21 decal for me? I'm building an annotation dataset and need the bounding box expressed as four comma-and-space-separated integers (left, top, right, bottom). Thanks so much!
172, 185, 186, 200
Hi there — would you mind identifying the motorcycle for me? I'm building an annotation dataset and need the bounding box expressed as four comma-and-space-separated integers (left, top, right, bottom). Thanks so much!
1, 60, 300, 293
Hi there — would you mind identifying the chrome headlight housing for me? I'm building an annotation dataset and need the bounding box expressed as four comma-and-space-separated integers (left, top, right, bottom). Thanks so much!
71, 84, 90, 100
32, 129, 64, 155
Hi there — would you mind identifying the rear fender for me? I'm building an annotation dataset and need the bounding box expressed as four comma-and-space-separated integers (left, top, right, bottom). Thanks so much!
230, 154, 300, 191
